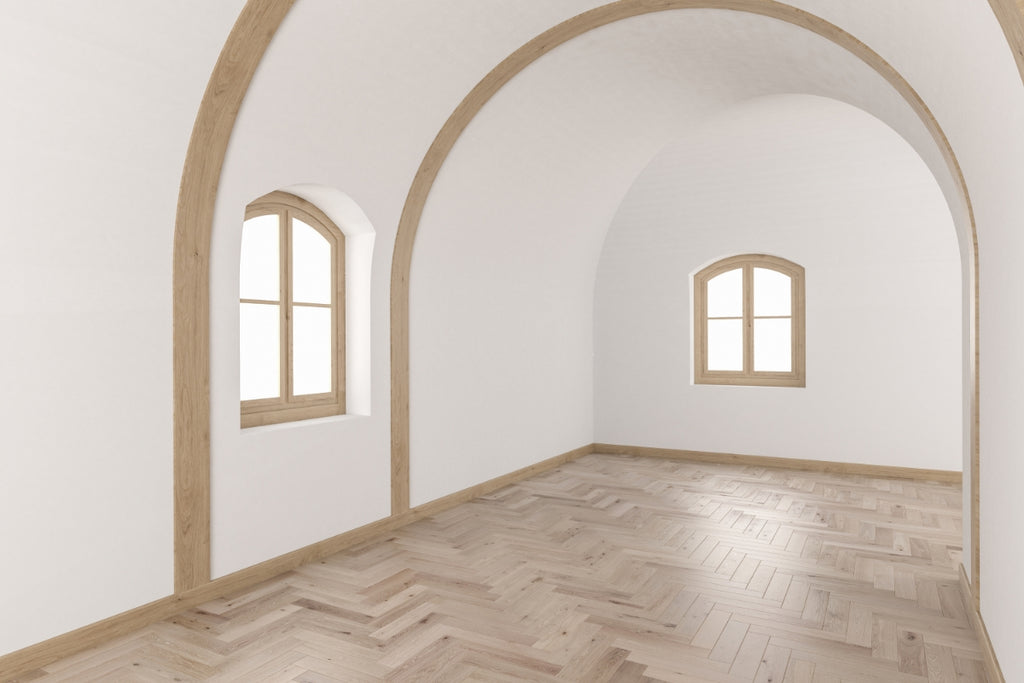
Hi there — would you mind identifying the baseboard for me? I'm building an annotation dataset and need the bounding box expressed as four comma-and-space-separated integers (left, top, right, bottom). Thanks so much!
958, 565, 1005, 682
405, 442, 594, 519
593, 443, 962, 484
0, 594, 183, 681
0, 443, 594, 680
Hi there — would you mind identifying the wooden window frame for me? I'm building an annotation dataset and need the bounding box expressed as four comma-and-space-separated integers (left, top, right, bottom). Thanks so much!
694, 254, 805, 387
240, 191, 345, 427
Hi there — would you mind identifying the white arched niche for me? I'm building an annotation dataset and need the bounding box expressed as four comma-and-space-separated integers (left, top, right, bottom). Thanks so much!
209, 181, 379, 578
594, 94, 963, 472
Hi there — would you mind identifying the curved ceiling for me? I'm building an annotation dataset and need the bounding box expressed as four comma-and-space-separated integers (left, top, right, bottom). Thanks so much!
415, 8, 964, 264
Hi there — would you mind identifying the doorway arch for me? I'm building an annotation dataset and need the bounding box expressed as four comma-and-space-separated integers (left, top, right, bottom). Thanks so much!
174, 0, 980, 604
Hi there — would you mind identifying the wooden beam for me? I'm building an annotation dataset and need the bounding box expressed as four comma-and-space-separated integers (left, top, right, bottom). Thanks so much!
173, 0, 297, 593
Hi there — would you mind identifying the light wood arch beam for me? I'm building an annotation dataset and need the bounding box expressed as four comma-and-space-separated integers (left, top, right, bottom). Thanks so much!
984, 0, 1024, 612
989, 0, 1024, 77
173, 0, 297, 592
172, 0, 980, 606
388, 0, 980, 601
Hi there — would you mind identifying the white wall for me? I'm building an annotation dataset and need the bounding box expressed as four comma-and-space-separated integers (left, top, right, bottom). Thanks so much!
4, 1, 1024, 677
778, 3, 1024, 676
406, 8, 962, 506
208, 0, 615, 577
595, 95, 962, 471
0, 1, 245, 657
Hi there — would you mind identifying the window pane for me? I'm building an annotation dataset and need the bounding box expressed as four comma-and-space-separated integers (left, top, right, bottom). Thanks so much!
292, 218, 332, 305
293, 305, 332, 396
754, 318, 792, 371
240, 214, 280, 300
707, 268, 742, 317
707, 319, 743, 371
240, 303, 280, 400
753, 268, 791, 316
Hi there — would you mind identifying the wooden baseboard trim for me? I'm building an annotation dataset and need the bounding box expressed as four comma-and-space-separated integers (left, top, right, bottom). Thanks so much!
593, 443, 963, 484
189, 442, 596, 606
0, 443, 593, 680
958, 565, 1005, 683
1, 441, 962, 678
406, 442, 595, 519
0, 594, 182, 680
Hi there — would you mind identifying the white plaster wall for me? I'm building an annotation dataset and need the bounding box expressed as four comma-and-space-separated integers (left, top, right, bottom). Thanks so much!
783, 2, 1024, 675
163, 0, 993, 598
208, 0, 615, 577
595, 95, 962, 471
3, 0, 1024, 675
224, 9, 1024, 675
0, 1, 245, 657
408, 8, 957, 506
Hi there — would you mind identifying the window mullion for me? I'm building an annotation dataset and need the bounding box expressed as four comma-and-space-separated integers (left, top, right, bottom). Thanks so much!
743, 264, 754, 376
700, 277, 709, 376
792, 268, 800, 380
280, 210, 291, 405
332, 233, 341, 401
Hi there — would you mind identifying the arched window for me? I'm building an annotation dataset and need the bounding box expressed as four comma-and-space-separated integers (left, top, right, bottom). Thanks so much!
694, 254, 805, 387
239, 191, 345, 426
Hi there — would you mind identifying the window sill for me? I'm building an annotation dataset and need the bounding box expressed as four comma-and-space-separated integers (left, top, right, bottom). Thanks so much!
240, 411, 369, 434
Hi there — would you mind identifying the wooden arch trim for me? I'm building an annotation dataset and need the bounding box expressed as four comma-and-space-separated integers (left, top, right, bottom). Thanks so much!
387, 0, 980, 596
174, 0, 980, 604
173, 0, 297, 592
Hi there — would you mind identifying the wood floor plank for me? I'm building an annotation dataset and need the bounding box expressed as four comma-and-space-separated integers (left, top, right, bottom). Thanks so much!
753, 643, 791, 683
18, 454, 986, 682
690, 609, 732, 650
783, 657, 815, 683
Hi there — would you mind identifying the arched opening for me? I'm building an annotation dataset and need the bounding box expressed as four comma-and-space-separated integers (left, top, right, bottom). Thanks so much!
175, 0, 979, 606
393, 5, 977, 593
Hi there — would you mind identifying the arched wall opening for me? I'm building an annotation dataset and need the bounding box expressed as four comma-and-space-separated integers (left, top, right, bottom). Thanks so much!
282, 183, 375, 417
396, 4, 978, 592
174, 0, 979, 609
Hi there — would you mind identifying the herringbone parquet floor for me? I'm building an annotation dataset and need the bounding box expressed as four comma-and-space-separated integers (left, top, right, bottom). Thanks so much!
14, 454, 985, 682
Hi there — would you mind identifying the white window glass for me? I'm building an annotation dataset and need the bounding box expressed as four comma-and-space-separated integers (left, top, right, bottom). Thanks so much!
240, 303, 280, 400
707, 319, 743, 371
754, 318, 792, 372
292, 219, 332, 305
293, 306, 332, 395
753, 268, 791, 317
707, 268, 742, 318
240, 214, 280, 301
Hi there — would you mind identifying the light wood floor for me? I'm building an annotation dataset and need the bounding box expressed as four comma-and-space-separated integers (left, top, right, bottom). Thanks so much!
13, 453, 985, 682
